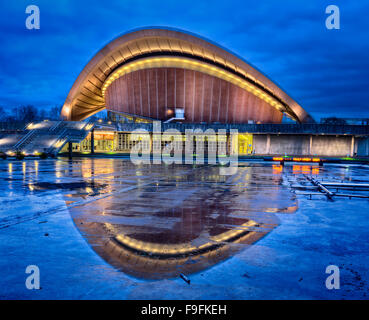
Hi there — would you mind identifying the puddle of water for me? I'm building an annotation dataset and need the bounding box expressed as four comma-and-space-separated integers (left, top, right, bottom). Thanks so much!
63, 160, 298, 279
0, 158, 305, 278
31, 181, 108, 199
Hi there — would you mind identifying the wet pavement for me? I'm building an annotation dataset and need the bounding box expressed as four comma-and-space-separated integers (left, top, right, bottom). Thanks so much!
0, 158, 368, 299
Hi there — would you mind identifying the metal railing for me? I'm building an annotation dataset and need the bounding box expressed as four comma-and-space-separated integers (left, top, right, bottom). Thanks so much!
46, 121, 94, 154
13, 130, 36, 151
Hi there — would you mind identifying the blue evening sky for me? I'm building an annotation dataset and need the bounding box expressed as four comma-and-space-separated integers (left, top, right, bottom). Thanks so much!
0, 0, 369, 120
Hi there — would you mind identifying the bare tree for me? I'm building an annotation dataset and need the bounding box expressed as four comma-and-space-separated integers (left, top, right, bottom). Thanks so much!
48, 105, 62, 120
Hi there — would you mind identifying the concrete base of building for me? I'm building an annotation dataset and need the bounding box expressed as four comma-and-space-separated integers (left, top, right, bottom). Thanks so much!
253, 134, 358, 157
59, 122, 369, 159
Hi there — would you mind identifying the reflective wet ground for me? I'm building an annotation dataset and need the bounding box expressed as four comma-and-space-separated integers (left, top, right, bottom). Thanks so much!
0, 158, 368, 299
68, 162, 297, 279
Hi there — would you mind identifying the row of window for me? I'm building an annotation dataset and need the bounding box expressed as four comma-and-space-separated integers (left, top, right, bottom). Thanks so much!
116, 133, 228, 152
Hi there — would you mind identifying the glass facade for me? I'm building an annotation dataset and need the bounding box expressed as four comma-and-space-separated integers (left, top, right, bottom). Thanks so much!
61, 130, 254, 156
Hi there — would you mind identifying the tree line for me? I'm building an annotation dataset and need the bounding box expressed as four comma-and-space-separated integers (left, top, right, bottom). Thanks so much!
0, 105, 62, 122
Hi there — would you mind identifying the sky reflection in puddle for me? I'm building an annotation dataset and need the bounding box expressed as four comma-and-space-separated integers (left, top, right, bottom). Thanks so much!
62, 159, 298, 279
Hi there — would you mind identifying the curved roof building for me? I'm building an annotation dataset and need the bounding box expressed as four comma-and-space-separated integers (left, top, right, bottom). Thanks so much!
61, 27, 313, 123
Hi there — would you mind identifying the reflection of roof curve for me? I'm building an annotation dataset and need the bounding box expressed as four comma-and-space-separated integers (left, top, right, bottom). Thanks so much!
61, 27, 313, 123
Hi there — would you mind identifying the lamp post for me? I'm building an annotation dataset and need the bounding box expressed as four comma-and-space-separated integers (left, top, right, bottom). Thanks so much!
91, 128, 95, 154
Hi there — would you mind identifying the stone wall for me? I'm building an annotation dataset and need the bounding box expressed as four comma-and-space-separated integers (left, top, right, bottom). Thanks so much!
311, 136, 352, 157
252, 134, 355, 157
269, 135, 310, 155
357, 137, 369, 156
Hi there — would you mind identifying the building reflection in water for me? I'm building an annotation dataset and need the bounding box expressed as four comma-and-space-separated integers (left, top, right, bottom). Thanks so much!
272, 164, 320, 176
63, 159, 300, 279
292, 165, 320, 175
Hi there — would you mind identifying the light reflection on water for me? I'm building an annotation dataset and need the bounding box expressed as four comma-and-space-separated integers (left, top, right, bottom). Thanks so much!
3, 158, 368, 280
63, 159, 299, 279
8, 158, 344, 279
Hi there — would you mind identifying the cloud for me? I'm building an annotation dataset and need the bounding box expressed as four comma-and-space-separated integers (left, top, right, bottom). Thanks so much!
0, 0, 368, 119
